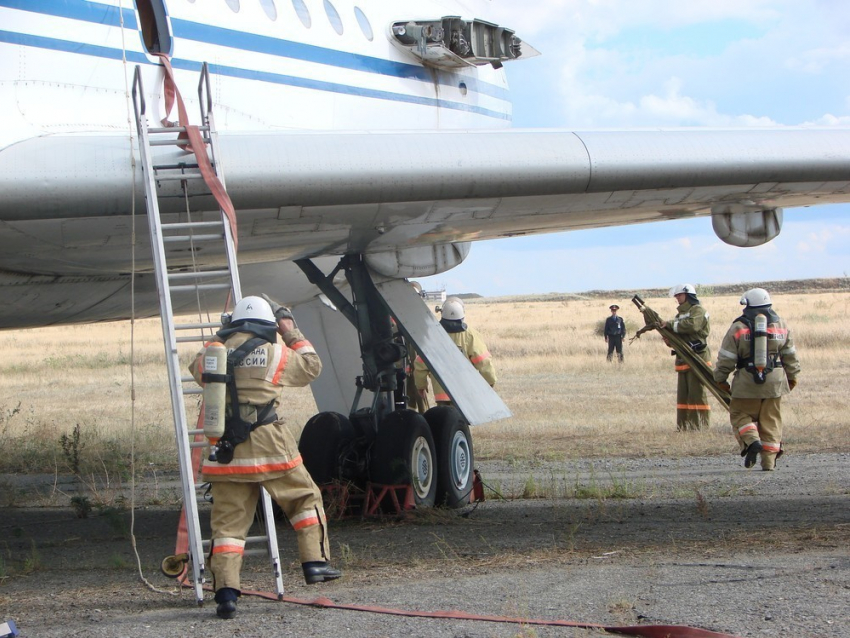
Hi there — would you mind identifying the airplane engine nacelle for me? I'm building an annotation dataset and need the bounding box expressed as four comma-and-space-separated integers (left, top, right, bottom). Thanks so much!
711, 204, 783, 247
365, 242, 471, 278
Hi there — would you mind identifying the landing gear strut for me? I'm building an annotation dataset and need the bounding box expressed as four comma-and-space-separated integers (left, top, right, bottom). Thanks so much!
295, 255, 452, 508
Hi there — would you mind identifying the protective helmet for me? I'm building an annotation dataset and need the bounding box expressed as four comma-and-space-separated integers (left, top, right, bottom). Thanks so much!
441, 297, 465, 320
669, 283, 696, 297
740, 288, 771, 307
231, 295, 276, 325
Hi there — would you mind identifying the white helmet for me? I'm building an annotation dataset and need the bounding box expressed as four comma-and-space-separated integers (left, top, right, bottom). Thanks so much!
231, 295, 276, 325
669, 283, 696, 297
441, 297, 465, 320
740, 288, 771, 307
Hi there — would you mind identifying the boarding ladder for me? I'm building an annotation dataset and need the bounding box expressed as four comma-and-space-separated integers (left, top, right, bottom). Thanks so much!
131, 61, 284, 605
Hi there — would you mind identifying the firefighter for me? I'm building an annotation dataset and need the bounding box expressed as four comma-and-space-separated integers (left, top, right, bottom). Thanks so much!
414, 297, 496, 405
604, 304, 626, 362
714, 288, 800, 470
189, 295, 340, 619
660, 284, 711, 431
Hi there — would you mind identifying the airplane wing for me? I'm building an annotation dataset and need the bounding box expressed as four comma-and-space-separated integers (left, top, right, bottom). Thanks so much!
2, 127, 849, 329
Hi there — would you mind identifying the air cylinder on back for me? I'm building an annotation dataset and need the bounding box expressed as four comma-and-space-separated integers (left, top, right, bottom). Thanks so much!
202, 342, 228, 445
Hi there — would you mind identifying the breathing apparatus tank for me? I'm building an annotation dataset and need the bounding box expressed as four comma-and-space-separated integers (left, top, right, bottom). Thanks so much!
752, 313, 769, 383
201, 341, 228, 455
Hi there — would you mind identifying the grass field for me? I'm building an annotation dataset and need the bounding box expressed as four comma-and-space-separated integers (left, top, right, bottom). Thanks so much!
1, 290, 847, 482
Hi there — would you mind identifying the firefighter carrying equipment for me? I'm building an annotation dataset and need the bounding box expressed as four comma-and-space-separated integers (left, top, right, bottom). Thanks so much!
631, 295, 731, 411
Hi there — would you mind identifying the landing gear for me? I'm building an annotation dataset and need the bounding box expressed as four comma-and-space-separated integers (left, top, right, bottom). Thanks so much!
300, 411, 356, 484
295, 255, 471, 511
425, 406, 473, 508
370, 409, 437, 507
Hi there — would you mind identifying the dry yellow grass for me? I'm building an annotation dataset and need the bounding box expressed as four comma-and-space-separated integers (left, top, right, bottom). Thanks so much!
0, 291, 847, 476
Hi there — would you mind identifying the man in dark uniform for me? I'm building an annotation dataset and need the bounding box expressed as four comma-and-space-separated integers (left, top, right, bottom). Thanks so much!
604, 304, 626, 362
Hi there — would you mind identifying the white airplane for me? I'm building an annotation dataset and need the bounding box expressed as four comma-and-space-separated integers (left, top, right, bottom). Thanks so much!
1, 0, 849, 507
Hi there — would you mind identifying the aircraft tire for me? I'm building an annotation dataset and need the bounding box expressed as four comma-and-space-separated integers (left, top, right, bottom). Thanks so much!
299, 411, 355, 485
370, 410, 437, 508
425, 406, 474, 508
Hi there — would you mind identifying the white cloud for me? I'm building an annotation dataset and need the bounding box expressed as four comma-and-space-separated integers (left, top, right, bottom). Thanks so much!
795, 225, 850, 254
494, 1, 850, 128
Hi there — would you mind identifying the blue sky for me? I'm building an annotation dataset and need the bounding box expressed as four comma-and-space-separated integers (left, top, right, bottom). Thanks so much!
420, 0, 850, 296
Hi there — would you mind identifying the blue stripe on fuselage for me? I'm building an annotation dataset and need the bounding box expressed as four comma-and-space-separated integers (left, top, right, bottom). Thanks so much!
0, 30, 511, 120
1, 0, 510, 102
170, 19, 509, 101
0, 0, 137, 29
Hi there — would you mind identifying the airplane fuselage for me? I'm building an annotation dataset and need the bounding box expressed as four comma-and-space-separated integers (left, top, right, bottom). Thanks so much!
0, 0, 512, 149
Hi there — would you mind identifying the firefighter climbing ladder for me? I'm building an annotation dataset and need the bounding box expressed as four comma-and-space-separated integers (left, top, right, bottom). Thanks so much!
131, 61, 284, 605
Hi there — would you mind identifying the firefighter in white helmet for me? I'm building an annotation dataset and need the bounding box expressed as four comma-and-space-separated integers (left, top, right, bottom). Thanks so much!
713, 288, 800, 470
189, 294, 340, 619
660, 284, 712, 431
413, 297, 496, 405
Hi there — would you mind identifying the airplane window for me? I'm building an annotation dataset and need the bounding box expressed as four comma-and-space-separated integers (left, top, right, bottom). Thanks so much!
291, 0, 311, 28
260, 0, 277, 20
225, 0, 240, 11
353, 6, 372, 41
324, 0, 343, 35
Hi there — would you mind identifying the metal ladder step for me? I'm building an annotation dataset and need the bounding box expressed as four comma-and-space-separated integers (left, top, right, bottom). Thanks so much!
162, 221, 224, 231
168, 270, 230, 281
163, 233, 223, 243
155, 173, 207, 182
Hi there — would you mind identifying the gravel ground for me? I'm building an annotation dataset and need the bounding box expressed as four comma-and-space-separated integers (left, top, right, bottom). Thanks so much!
1, 452, 848, 638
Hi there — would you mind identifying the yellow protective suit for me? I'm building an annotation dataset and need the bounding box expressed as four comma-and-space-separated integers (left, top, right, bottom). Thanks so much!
189, 327, 328, 593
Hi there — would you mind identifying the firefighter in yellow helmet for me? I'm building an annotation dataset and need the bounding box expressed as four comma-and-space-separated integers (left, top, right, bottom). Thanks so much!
189, 295, 340, 619
714, 288, 800, 470
414, 297, 496, 405
660, 284, 711, 431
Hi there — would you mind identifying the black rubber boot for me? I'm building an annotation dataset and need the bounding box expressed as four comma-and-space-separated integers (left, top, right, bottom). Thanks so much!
743, 440, 763, 469
214, 587, 239, 619
302, 561, 342, 585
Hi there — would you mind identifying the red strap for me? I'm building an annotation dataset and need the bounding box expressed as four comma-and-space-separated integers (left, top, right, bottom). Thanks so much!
152, 54, 239, 251
174, 408, 207, 583
230, 586, 741, 638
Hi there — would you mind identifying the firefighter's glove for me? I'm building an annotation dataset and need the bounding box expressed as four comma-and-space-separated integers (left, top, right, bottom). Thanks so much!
788, 379, 797, 391
717, 381, 731, 393
261, 294, 295, 322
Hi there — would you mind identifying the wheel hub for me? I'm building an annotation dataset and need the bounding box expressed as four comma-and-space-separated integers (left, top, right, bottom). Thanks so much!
411, 435, 433, 499
451, 431, 471, 489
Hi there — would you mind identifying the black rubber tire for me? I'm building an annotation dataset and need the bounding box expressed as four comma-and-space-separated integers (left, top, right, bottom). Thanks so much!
424, 406, 474, 508
369, 409, 437, 508
298, 411, 355, 485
